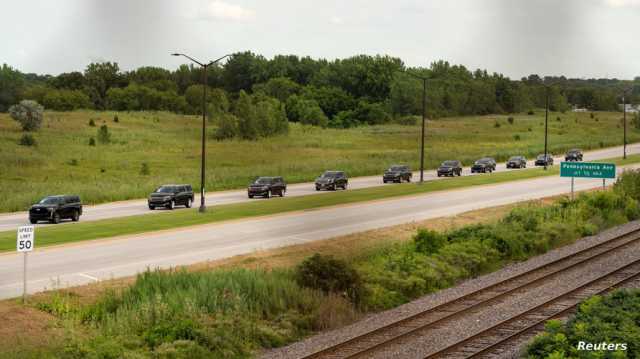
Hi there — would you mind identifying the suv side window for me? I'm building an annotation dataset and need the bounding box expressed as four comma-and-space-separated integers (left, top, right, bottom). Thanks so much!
186, 185, 192, 192
179, 186, 186, 193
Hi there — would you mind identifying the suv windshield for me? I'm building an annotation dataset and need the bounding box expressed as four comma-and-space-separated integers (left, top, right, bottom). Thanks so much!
537, 155, 548, 160
388, 166, 405, 171
442, 161, 458, 166
156, 186, 176, 193
509, 156, 521, 161
254, 177, 273, 185
476, 159, 490, 164
39, 197, 61, 204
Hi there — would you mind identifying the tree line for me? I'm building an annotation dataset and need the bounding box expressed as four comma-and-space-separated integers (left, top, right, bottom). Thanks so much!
1, 53, 639, 136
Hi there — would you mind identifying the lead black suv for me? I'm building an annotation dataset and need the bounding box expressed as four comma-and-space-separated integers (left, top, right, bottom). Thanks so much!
248, 177, 286, 198
148, 184, 194, 210
471, 157, 496, 173
535, 154, 554, 167
506, 156, 527, 169
383, 165, 412, 183
437, 160, 463, 177
315, 171, 348, 191
29, 195, 82, 224
565, 149, 583, 162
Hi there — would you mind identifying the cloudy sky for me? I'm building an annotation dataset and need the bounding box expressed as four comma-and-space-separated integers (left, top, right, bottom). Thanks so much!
2, 0, 639, 79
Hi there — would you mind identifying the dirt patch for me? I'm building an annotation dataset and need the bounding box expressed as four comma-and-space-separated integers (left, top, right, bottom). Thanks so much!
0, 300, 63, 350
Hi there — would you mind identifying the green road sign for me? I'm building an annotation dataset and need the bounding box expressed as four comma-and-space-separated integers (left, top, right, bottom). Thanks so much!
560, 162, 616, 179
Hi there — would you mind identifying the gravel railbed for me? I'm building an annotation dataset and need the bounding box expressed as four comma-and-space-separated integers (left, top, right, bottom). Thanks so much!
260, 220, 640, 359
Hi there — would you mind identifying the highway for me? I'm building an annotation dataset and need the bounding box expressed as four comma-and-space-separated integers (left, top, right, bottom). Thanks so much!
0, 143, 638, 232
0, 160, 637, 299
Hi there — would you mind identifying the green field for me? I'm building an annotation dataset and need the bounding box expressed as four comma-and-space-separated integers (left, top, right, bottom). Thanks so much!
1, 154, 639, 252
0, 110, 635, 212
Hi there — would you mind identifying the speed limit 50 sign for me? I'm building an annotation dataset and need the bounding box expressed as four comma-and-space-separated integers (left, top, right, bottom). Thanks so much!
17, 226, 35, 252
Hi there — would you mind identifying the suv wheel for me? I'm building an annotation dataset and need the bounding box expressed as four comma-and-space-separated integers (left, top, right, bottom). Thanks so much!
149, 205, 155, 210
71, 210, 80, 222
266, 190, 271, 198
185, 198, 192, 208
167, 200, 174, 210
248, 194, 254, 199
316, 186, 320, 191
51, 212, 61, 224
29, 218, 37, 224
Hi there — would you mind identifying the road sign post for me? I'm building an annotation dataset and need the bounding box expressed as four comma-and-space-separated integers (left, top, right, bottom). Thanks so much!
560, 162, 616, 200
17, 226, 35, 303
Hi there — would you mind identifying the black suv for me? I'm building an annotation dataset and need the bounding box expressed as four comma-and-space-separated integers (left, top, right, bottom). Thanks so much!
437, 160, 463, 177
29, 195, 82, 224
315, 171, 348, 191
535, 154, 554, 167
506, 156, 527, 169
471, 157, 496, 173
383, 165, 412, 183
148, 184, 194, 210
248, 177, 286, 198
565, 149, 583, 162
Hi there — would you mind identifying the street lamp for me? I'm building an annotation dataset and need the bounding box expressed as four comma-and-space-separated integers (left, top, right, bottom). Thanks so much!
622, 87, 634, 159
171, 53, 231, 212
542, 81, 561, 170
402, 71, 428, 183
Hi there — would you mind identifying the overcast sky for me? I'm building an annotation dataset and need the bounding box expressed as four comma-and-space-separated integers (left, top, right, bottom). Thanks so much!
1, 0, 639, 79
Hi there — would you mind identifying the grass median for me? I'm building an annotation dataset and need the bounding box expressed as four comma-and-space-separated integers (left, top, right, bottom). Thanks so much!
1, 154, 639, 252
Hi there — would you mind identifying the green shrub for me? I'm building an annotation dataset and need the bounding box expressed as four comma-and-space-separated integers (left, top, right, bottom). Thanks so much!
88, 137, 96, 146
394, 115, 418, 126
89, 118, 96, 127
295, 254, 362, 303
113, 115, 119, 123
414, 229, 447, 254
528, 110, 535, 115
97, 124, 111, 144
140, 163, 150, 175
507, 116, 514, 124
556, 116, 561, 122
494, 121, 501, 128
18, 133, 37, 146
214, 113, 240, 140
9, 100, 44, 131
513, 134, 521, 141
68, 159, 79, 166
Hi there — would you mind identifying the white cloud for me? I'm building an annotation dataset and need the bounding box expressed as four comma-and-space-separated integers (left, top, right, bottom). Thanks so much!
204, 1, 255, 21
330, 16, 344, 25
604, 0, 640, 7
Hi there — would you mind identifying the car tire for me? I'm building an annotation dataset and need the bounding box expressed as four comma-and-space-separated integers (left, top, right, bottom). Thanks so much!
266, 190, 271, 198
185, 198, 192, 208
51, 212, 60, 224
29, 218, 37, 224
149, 205, 155, 210
316, 186, 320, 191
167, 200, 174, 210
248, 194, 253, 199
71, 210, 80, 222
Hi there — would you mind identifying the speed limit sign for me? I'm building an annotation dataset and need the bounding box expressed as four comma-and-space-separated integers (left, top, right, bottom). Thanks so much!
17, 226, 35, 252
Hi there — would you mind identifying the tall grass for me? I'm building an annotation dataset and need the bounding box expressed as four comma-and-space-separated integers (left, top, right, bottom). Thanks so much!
1, 110, 636, 212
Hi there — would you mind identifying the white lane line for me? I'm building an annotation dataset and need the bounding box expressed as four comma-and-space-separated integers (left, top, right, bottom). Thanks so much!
77, 273, 99, 282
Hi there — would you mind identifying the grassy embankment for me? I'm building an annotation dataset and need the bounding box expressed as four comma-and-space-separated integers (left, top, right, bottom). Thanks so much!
5, 170, 640, 358
1, 110, 636, 212
1, 154, 639, 252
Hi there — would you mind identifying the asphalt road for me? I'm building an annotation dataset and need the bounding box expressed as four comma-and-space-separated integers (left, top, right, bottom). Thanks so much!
0, 160, 637, 299
0, 143, 638, 232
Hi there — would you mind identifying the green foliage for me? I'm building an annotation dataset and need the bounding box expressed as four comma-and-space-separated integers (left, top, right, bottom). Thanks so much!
89, 118, 96, 127
97, 124, 111, 144
252, 76, 301, 103
84, 62, 124, 109
88, 137, 96, 146
9, 100, 44, 131
234, 90, 259, 140
295, 253, 363, 303
113, 115, 119, 123
414, 229, 447, 254
0, 63, 25, 112
140, 163, 150, 176
494, 121, 501, 128
106, 83, 187, 113
286, 95, 328, 127
527, 289, 640, 358
213, 113, 240, 140
18, 133, 36, 147
514, 134, 521, 141
507, 116, 514, 124
42, 89, 91, 111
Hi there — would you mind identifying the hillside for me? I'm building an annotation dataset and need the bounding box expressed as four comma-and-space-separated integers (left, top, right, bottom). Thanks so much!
0, 110, 636, 212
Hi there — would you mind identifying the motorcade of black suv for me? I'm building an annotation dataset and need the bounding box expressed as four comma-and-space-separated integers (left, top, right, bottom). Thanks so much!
471, 157, 497, 173
535, 154, 554, 167
383, 165, 412, 183
315, 171, 348, 191
437, 160, 463, 177
248, 177, 286, 198
565, 149, 583, 162
506, 156, 527, 169
29, 195, 82, 224
148, 184, 194, 210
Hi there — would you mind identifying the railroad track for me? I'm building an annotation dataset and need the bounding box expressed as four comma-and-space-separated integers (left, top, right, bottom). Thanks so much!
301, 229, 640, 359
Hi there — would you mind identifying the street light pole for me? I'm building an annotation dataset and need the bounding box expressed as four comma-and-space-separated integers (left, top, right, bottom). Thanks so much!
624, 92, 627, 159
172, 53, 231, 212
544, 86, 549, 170
402, 71, 428, 183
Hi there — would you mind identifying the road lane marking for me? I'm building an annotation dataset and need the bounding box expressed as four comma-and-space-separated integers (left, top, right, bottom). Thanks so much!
77, 273, 99, 282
